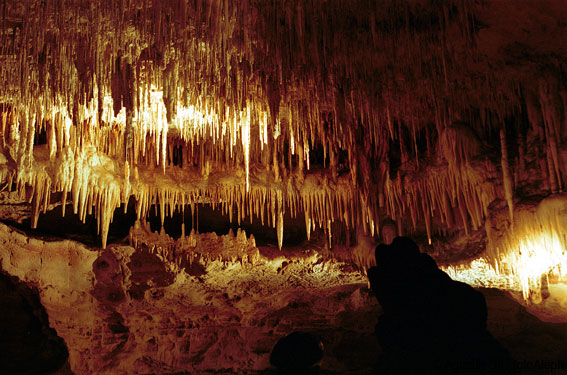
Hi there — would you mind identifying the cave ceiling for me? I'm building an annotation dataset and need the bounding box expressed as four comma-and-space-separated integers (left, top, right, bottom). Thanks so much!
0, 0, 567, 266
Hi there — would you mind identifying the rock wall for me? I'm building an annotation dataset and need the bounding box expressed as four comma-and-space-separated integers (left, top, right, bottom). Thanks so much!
1, 222, 567, 374
0, 223, 379, 374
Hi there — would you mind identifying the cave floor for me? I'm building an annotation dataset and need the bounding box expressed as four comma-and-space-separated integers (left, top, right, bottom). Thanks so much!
45, 285, 567, 375
0, 224, 565, 375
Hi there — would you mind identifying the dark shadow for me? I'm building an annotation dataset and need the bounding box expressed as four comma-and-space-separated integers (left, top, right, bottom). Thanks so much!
0, 267, 69, 374
270, 331, 323, 375
367, 237, 515, 374
145, 203, 308, 247
6, 195, 138, 248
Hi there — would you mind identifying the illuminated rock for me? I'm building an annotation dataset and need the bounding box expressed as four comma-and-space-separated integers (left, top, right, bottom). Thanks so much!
0, 0, 567, 373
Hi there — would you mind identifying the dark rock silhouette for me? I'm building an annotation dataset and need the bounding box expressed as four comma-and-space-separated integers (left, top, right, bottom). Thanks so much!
367, 237, 514, 375
0, 268, 69, 374
270, 331, 323, 375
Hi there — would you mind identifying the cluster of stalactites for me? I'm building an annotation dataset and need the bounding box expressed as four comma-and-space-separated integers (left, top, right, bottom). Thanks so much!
0, 125, 373, 249
132, 172, 370, 251
525, 78, 567, 194
0, 0, 485, 196
2, 78, 566, 252
1, 0, 567, 257
447, 195, 567, 302
384, 162, 496, 245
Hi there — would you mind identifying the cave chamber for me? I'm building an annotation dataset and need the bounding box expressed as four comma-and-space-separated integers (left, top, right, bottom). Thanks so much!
0, 1, 566, 374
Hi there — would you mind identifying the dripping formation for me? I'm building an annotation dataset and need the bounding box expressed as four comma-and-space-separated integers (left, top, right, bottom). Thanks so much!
1, 0, 567, 302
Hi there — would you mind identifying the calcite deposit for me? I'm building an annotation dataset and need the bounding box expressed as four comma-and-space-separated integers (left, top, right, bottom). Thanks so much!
0, 222, 382, 374
1, 0, 567, 373
0, 1, 566, 301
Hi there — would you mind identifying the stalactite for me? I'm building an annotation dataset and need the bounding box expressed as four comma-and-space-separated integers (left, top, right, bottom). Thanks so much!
500, 128, 514, 224
546, 141, 558, 192
539, 80, 563, 191
517, 131, 526, 183
0, 0, 564, 283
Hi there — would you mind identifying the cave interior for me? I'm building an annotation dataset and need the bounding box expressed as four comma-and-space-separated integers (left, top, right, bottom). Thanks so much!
0, 0, 567, 374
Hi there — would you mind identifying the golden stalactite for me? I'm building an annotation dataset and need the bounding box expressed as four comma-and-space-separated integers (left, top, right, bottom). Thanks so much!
0, 0, 565, 272
383, 160, 498, 244
454, 194, 567, 303
500, 127, 514, 224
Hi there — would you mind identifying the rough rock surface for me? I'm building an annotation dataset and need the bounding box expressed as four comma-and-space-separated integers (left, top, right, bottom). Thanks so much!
1, 222, 566, 374
0, 223, 378, 374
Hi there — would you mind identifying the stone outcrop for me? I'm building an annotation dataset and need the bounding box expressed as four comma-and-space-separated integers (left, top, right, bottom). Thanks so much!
1, 223, 566, 374
0, 222, 378, 374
